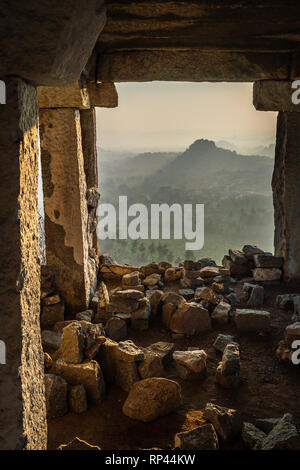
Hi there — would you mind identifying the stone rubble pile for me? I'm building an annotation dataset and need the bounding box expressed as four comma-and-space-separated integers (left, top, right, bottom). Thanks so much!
40, 243, 300, 449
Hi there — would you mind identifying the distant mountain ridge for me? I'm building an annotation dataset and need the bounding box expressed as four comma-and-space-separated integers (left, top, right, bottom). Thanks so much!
141, 138, 274, 196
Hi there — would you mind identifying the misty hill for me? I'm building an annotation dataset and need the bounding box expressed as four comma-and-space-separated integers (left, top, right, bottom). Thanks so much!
143, 139, 273, 196
99, 139, 275, 265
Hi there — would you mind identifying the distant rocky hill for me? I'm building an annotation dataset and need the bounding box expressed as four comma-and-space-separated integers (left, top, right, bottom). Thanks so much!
142, 139, 274, 196
99, 139, 275, 265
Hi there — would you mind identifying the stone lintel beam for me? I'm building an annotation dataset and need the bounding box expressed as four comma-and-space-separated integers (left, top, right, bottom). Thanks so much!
97, 50, 289, 82
0, 1, 106, 86
39, 108, 92, 313
38, 81, 117, 109
89, 82, 118, 108
272, 112, 300, 279
37, 80, 90, 109
0, 78, 47, 449
253, 80, 300, 112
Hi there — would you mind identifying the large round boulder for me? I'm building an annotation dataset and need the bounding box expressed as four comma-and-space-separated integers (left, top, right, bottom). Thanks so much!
122, 377, 181, 422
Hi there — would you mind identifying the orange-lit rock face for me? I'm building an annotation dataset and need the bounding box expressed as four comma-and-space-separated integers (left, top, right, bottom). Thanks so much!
0, 78, 47, 450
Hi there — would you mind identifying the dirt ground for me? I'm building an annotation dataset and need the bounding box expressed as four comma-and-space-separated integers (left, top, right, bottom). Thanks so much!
48, 279, 300, 450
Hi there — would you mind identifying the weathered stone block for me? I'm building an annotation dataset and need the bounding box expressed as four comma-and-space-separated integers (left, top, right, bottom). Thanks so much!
203, 403, 242, 442
146, 342, 175, 366
213, 334, 239, 353
173, 350, 207, 380
175, 424, 219, 450
211, 301, 231, 324
138, 351, 165, 379
42, 330, 62, 351
284, 322, 300, 346
122, 378, 181, 422
44, 374, 68, 419
69, 384, 87, 414
242, 422, 266, 449
170, 302, 211, 335
235, 309, 271, 332
55, 359, 105, 403
253, 254, 283, 268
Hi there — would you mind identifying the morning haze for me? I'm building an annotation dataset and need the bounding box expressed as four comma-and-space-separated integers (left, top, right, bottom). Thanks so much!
96, 82, 277, 265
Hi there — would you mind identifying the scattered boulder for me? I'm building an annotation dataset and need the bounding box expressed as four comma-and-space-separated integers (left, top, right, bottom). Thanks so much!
253, 268, 281, 282
143, 273, 161, 286
247, 285, 264, 307
75, 310, 94, 322
122, 271, 141, 287
200, 266, 220, 278
242, 245, 264, 258
104, 317, 127, 342
178, 288, 195, 300
203, 403, 242, 442
122, 378, 182, 422
253, 254, 283, 269
55, 359, 105, 403
138, 350, 165, 379
211, 301, 231, 324
284, 322, 300, 346
60, 321, 104, 364
256, 417, 281, 434
58, 437, 101, 450
42, 330, 61, 350
235, 309, 271, 332
229, 249, 248, 265
173, 349, 207, 380
175, 424, 219, 450
164, 267, 182, 281
111, 340, 145, 392
276, 294, 299, 311
213, 334, 239, 353
197, 287, 223, 305
60, 322, 85, 364
44, 373, 68, 419
69, 384, 87, 414
170, 302, 211, 335
242, 422, 266, 449
216, 344, 240, 389
147, 290, 163, 316
146, 342, 175, 366
259, 413, 300, 450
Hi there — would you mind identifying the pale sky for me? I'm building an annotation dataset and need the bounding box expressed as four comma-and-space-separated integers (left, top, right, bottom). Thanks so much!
96, 82, 277, 153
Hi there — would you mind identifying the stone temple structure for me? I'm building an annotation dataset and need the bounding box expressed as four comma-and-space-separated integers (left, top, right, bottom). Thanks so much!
0, 0, 300, 450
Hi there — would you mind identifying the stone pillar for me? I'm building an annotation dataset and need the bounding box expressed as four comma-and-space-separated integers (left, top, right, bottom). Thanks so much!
0, 78, 47, 449
272, 112, 300, 279
80, 107, 100, 295
39, 108, 91, 312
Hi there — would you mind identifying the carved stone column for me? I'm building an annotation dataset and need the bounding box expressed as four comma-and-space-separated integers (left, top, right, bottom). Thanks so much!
39, 107, 91, 312
0, 78, 47, 449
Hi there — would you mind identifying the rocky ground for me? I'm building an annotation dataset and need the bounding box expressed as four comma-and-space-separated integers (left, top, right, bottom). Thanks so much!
41, 246, 300, 450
